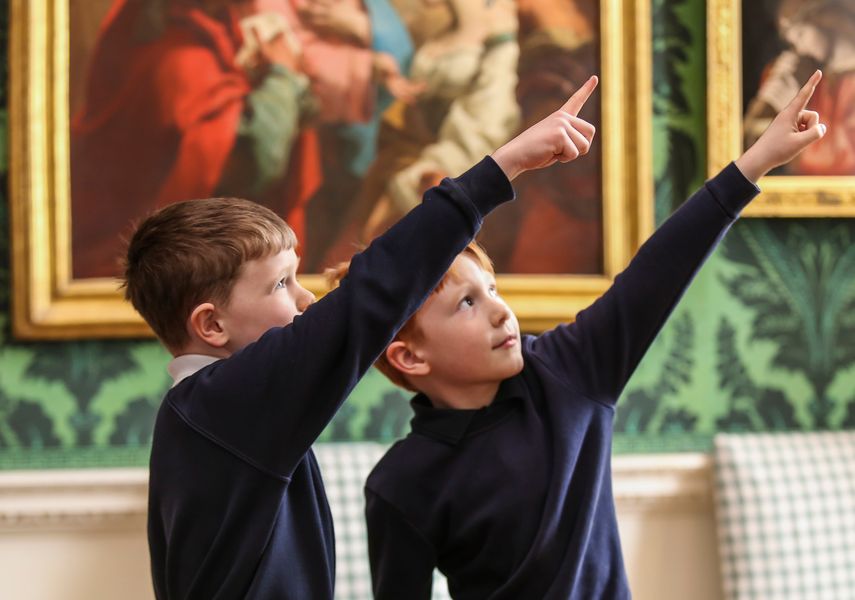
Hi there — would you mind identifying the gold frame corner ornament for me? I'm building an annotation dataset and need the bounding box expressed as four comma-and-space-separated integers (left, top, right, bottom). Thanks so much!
10, 0, 653, 338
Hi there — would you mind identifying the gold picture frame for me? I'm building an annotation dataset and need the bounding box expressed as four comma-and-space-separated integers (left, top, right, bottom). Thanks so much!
707, 0, 855, 217
10, 0, 652, 339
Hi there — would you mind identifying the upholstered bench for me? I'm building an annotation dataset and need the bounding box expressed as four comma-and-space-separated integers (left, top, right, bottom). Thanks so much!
712, 431, 855, 600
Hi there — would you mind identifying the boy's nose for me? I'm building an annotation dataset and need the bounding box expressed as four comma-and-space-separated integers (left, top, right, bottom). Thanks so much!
491, 301, 511, 326
299, 291, 316, 312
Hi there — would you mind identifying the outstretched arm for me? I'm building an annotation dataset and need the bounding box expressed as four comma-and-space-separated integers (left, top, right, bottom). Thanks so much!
170, 78, 600, 477
532, 71, 826, 403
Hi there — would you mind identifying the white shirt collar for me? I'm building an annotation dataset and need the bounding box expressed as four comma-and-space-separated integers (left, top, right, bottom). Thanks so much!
167, 354, 222, 387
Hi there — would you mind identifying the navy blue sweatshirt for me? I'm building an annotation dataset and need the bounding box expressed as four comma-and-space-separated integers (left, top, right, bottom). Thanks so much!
146, 157, 513, 599
365, 163, 759, 599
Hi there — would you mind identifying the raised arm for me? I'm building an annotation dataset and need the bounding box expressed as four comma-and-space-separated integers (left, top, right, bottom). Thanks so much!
170, 78, 599, 476
532, 71, 826, 404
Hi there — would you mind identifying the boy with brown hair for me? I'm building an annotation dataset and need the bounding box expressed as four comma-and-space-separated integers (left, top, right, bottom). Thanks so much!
340, 71, 827, 599
122, 76, 599, 599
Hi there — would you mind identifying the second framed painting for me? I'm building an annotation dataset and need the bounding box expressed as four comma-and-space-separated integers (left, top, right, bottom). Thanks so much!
708, 0, 855, 216
11, 0, 652, 338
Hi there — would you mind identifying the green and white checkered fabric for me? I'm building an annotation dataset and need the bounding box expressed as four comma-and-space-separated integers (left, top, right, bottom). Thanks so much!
315, 443, 452, 600
713, 432, 855, 600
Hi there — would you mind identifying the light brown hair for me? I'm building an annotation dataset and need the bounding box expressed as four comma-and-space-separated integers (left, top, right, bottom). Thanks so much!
326, 242, 495, 391
122, 198, 296, 353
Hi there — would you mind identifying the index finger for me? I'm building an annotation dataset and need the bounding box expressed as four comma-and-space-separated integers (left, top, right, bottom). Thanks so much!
561, 75, 599, 117
787, 69, 822, 113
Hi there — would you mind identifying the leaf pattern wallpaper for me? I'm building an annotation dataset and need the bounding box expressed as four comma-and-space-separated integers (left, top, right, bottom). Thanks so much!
1, 0, 853, 468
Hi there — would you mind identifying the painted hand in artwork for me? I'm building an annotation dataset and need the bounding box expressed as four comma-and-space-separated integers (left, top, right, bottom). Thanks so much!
372, 53, 425, 104
298, 0, 371, 46
235, 12, 302, 77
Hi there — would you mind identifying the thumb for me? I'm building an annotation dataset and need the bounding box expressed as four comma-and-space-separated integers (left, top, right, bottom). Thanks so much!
783, 124, 827, 164
561, 75, 599, 117
795, 122, 827, 146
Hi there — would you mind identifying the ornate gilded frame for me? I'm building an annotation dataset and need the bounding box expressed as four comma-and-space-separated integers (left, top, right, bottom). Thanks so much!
10, 0, 652, 338
707, 0, 855, 217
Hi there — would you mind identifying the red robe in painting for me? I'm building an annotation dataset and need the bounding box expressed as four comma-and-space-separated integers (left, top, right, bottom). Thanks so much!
71, 0, 320, 278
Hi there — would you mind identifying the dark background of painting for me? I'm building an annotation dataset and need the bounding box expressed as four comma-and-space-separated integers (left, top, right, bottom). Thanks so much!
741, 0, 787, 116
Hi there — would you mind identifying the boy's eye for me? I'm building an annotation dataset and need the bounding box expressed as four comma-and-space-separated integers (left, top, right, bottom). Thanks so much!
459, 296, 474, 309
275, 277, 288, 290
488, 285, 498, 297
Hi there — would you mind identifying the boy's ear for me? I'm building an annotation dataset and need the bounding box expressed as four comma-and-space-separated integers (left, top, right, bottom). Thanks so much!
386, 341, 430, 377
188, 303, 229, 348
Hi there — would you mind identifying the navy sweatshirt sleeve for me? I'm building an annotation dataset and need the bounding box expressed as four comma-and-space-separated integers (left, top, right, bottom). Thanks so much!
168, 157, 513, 477
365, 489, 436, 600
530, 162, 759, 404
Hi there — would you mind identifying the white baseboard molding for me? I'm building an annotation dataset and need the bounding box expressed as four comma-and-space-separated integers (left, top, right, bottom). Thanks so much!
612, 453, 713, 511
0, 468, 148, 531
0, 453, 714, 530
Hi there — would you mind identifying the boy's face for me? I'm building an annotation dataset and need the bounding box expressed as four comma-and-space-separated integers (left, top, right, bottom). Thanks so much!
219, 248, 314, 353
410, 254, 523, 388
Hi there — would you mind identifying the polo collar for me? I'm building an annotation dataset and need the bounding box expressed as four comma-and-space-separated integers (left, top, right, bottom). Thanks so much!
167, 354, 221, 387
410, 376, 527, 445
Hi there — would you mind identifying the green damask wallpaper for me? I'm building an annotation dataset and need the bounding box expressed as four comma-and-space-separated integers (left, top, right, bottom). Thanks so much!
1, 0, 853, 469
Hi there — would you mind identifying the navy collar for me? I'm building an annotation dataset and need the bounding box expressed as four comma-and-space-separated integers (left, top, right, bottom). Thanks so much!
409, 376, 527, 445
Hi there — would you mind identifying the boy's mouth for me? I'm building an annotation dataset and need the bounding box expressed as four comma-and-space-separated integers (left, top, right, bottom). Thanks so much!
492, 334, 517, 350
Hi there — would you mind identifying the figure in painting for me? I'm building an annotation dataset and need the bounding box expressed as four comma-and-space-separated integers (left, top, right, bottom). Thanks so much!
330, 0, 604, 275
480, 0, 602, 273
743, 0, 855, 176
260, 0, 420, 270
321, 0, 523, 268
71, 0, 415, 277
71, 0, 606, 278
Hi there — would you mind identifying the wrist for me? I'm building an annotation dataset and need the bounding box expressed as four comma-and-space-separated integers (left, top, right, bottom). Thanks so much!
489, 146, 521, 181
734, 145, 770, 183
